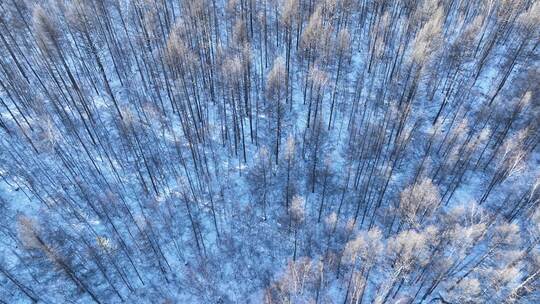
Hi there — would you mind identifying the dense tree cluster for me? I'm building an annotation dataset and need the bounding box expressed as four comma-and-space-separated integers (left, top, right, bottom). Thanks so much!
0, 0, 539, 303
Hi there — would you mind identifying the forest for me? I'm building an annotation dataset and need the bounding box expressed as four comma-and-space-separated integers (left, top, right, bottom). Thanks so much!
0, 0, 539, 303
